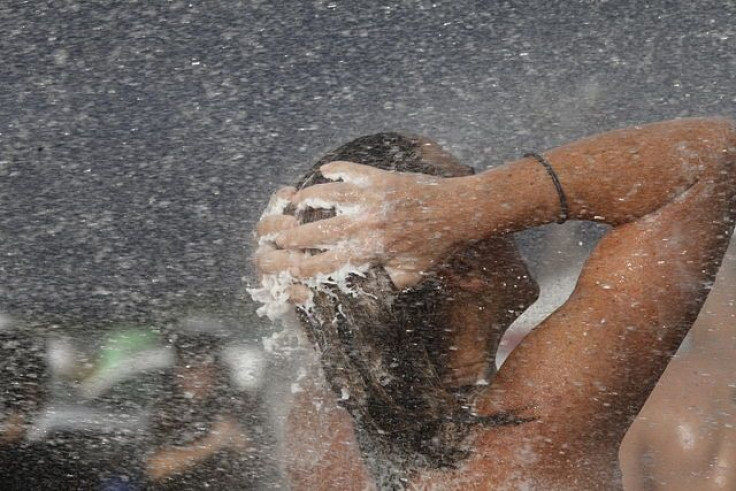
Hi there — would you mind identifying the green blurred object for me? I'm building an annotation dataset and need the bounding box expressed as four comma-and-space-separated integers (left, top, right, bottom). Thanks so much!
96, 328, 160, 373
78, 327, 173, 400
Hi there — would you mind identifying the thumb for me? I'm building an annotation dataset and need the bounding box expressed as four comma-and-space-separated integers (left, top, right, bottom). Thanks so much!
385, 265, 425, 290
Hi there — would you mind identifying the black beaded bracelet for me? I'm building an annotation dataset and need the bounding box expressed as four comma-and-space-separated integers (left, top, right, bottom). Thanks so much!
523, 152, 569, 224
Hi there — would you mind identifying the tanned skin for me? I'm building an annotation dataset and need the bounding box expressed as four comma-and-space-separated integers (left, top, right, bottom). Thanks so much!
256, 118, 736, 489
619, 238, 736, 490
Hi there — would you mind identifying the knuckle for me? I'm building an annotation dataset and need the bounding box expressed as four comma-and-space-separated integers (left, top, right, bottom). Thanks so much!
274, 233, 289, 248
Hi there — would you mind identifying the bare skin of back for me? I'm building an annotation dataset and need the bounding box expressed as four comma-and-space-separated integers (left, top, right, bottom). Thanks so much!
256, 118, 736, 489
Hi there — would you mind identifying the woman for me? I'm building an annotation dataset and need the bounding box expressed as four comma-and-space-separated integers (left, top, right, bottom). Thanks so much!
254, 117, 736, 489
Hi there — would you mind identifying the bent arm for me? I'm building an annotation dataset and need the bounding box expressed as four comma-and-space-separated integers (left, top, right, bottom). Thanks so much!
272, 118, 735, 289
454, 117, 736, 236
146, 438, 222, 481
471, 118, 736, 483
146, 418, 247, 481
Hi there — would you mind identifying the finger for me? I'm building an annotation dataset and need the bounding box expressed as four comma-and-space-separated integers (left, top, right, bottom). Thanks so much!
320, 161, 386, 186
256, 215, 298, 239
384, 267, 423, 290
275, 215, 361, 249
261, 186, 297, 218
385, 256, 435, 289
292, 182, 365, 210
292, 249, 372, 279
254, 249, 305, 276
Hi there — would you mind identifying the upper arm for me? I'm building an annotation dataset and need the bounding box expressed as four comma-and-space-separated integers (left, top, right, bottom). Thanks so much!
484, 174, 735, 455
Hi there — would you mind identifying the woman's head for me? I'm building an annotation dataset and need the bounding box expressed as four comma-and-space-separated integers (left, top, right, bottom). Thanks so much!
288, 133, 538, 467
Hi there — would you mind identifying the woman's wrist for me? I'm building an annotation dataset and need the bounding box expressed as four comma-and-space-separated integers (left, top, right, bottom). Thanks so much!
441, 174, 496, 243
452, 159, 562, 240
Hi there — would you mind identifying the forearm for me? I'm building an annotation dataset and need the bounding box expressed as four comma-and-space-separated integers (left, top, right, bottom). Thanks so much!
146, 438, 221, 481
261, 117, 735, 289
457, 118, 736, 237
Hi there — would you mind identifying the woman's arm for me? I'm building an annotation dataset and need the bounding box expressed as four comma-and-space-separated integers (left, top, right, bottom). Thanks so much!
268, 118, 735, 289
462, 117, 736, 229
145, 417, 248, 481
469, 118, 736, 484
265, 117, 736, 487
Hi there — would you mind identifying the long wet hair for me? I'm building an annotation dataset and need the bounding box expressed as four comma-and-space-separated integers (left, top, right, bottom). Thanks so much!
289, 134, 527, 481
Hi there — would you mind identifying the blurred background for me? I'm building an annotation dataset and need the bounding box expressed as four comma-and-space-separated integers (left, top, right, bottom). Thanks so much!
1, 1, 735, 489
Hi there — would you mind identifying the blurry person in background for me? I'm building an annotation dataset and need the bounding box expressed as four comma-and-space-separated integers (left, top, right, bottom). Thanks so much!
620, 239, 736, 490
144, 320, 278, 490
0, 323, 51, 489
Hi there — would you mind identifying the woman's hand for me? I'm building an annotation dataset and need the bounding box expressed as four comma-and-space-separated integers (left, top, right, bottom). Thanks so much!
257, 161, 476, 290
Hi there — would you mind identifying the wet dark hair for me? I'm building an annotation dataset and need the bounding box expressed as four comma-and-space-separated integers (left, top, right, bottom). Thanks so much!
290, 133, 527, 479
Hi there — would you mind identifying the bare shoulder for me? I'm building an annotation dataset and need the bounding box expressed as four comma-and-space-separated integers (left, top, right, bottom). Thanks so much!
627, 351, 728, 445
621, 350, 736, 490
282, 360, 375, 490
